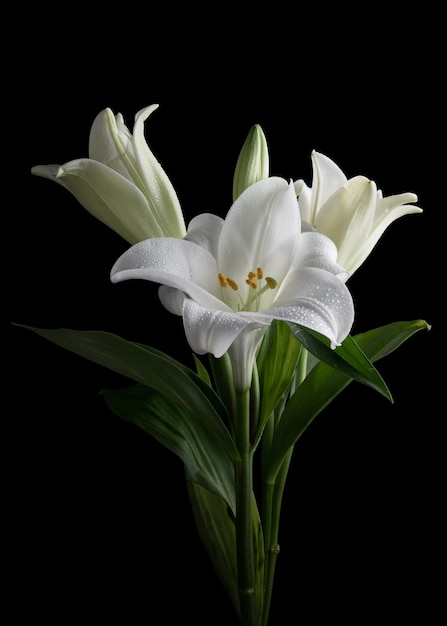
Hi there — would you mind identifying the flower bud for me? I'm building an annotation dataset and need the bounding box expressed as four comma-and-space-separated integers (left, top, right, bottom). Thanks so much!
232, 124, 269, 201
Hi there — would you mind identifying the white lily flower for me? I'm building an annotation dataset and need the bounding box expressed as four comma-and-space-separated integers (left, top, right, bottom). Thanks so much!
31, 105, 186, 244
111, 177, 354, 390
294, 151, 422, 276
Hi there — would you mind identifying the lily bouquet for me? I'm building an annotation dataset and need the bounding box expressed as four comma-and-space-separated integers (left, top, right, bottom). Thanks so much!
22, 104, 429, 626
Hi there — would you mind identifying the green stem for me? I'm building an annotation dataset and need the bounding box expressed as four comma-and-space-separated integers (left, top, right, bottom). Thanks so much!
261, 448, 293, 626
209, 352, 237, 437
260, 347, 308, 626
235, 388, 258, 626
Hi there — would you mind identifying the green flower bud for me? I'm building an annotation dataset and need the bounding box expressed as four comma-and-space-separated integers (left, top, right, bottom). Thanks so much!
232, 124, 269, 201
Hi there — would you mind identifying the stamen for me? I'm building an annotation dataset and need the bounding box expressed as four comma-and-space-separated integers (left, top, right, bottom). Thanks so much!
218, 273, 228, 288
227, 277, 239, 291
257, 267, 263, 279
246, 271, 258, 289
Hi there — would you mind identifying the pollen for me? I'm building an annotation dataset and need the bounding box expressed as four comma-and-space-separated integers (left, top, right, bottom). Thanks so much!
246, 276, 258, 289
218, 272, 239, 290
218, 273, 227, 287
245, 271, 259, 289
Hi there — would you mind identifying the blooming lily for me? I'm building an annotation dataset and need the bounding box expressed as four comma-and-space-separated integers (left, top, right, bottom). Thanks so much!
111, 177, 354, 390
295, 151, 422, 276
31, 105, 186, 244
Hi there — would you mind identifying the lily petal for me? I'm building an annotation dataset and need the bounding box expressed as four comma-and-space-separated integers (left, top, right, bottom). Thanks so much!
295, 151, 347, 225
183, 299, 269, 390
132, 106, 186, 238
292, 232, 349, 281
261, 266, 354, 348
184, 213, 224, 256
310, 150, 347, 217
183, 298, 270, 358
111, 238, 230, 310
315, 176, 377, 272
89, 105, 186, 239
348, 191, 423, 274
219, 177, 300, 289
32, 159, 161, 244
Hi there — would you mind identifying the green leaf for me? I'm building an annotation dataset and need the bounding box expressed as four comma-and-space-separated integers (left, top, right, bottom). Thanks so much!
103, 384, 236, 513
185, 473, 239, 618
288, 322, 392, 400
266, 319, 430, 482
256, 321, 302, 440
193, 354, 212, 386
15, 325, 239, 509
185, 474, 265, 623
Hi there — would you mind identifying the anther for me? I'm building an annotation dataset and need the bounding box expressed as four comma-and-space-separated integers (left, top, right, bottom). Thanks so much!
257, 267, 263, 279
219, 273, 239, 291
246, 271, 258, 289
218, 273, 227, 287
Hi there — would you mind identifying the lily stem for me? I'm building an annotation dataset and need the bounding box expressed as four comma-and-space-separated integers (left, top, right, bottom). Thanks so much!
261, 448, 293, 626
235, 388, 258, 626
260, 347, 308, 626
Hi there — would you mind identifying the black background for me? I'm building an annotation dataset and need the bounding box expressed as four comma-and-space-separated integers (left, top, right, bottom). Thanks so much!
9, 7, 441, 625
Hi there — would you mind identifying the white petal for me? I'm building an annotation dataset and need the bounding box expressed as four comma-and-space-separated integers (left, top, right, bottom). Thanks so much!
88, 108, 135, 179
295, 181, 313, 224
111, 238, 230, 310
184, 213, 224, 256
259, 266, 354, 348
158, 285, 186, 315
33, 158, 162, 244
316, 176, 377, 272
310, 151, 347, 222
347, 191, 423, 274
293, 232, 349, 280
374, 191, 421, 226
182, 298, 269, 355
182, 300, 270, 390
131, 106, 186, 238
219, 177, 300, 292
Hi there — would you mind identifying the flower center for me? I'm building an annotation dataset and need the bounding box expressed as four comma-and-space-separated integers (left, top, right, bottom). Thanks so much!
218, 266, 277, 312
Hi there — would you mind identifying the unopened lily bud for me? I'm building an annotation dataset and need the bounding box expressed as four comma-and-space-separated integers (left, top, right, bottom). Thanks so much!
232, 124, 269, 201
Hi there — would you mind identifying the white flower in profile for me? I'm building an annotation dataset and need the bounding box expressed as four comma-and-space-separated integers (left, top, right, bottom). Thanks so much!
32, 105, 186, 244
295, 151, 422, 276
111, 177, 354, 391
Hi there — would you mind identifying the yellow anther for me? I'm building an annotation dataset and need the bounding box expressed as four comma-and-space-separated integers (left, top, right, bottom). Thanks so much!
265, 276, 277, 289
218, 273, 228, 287
248, 271, 256, 279
257, 267, 263, 279
227, 277, 239, 291
246, 277, 258, 289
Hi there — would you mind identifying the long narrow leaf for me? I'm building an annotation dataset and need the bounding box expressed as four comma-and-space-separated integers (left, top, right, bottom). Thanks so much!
288, 323, 392, 400
266, 320, 430, 482
15, 325, 239, 464
103, 384, 236, 513
256, 321, 302, 440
